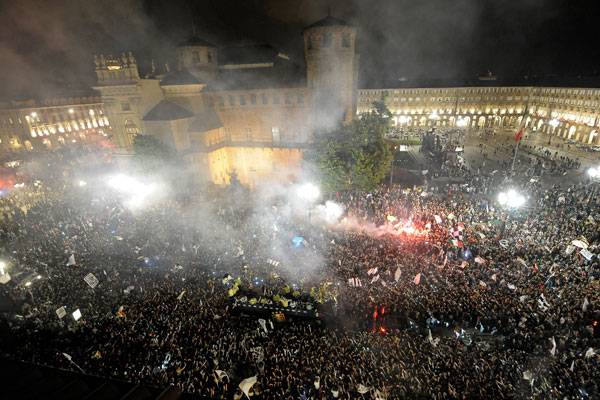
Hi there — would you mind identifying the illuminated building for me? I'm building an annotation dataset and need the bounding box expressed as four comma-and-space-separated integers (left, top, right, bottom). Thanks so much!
2, 15, 600, 185
359, 86, 600, 144
92, 16, 357, 187
0, 96, 110, 152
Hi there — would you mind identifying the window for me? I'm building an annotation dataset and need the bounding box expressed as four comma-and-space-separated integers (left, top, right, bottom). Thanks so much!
250, 94, 257, 105
121, 102, 131, 111
342, 33, 351, 48
239, 95, 246, 106
207, 51, 213, 63
192, 51, 201, 63
262, 94, 268, 105
272, 127, 280, 142
273, 94, 280, 105
244, 127, 252, 140
322, 33, 332, 47
297, 93, 304, 104
285, 94, 292, 105
218, 96, 225, 107
228, 95, 235, 106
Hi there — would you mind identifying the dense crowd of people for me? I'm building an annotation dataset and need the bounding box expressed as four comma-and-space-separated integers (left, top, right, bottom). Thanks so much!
0, 145, 598, 399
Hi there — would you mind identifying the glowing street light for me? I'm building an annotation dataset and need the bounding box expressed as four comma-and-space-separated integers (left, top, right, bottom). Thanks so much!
428, 111, 440, 120
297, 183, 320, 203
456, 117, 468, 128
587, 166, 600, 179
549, 118, 560, 128
397, 115, 410, 125
497, 189, 526, 209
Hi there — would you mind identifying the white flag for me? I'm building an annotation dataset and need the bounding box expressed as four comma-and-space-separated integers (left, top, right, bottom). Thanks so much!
72, 308, 82, 321
0, 272, 11, 284
357, 384, 370, 394
177, 290, 186, 300
413, 273, 421, 285
314, 376, 320, 390
215, 370, 228, 381
434, 215, 442, 224
83, 273, 99, 289
474, 256, 486, 264
394, 267, 401, 282
507, 283, 516, 290
585, 348, 596, 358
66, 254, 76, 266
582, 297, 589, 312
258, 318, 268, 333
579, 248, 594, 261
55, 306, 67, 319
239, 376, 257, 398
367, 267, 378, 276
550, 336, 557, 356
370, 275, 380, 284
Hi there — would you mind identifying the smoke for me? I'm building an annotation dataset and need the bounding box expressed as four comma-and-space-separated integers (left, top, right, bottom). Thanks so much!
0, 0, 579, 101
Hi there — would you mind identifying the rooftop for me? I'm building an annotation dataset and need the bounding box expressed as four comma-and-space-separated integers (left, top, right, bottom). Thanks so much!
143, 100, 194, 121
304, 15, 351, 31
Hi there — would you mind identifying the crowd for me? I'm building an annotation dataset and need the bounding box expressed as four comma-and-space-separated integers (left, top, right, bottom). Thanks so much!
0, 147, 597, 399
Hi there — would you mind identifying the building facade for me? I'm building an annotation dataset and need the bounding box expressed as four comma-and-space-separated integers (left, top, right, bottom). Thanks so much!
2, 15, 599, 185
358, 86, 600, 144
0, 96, 111, 153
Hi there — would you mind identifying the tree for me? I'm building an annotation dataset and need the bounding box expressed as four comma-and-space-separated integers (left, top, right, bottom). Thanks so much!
306, 100, 393, 193
132, 135, 178, 164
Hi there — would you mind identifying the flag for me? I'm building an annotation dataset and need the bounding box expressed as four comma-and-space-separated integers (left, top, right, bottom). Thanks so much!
582, 297, 589, 312
239, 376, 257, 398
514, 128, 524, 143
394, 267, 401, 282
580, 248, 594, 261
215, 370, 228, 381
84, 273, 99, 289
413, 273, 421, 285
370, 275, 380, 284
348, 277, 362, 287
258, 318, 268, 333
507, 283, 516, 290
314, 376, 320, 390
55, 306, 67, 319
479, 280, 487, 288
474, 256, 486, 264
177, 290, 186, 300
357, 384, 370, 394
66, 254, 76, 266
550, 336, 557, 356
331, 389, 339, 398
367, 267, 378, 276
434, 215, 442, 224
585, 348, 596, 358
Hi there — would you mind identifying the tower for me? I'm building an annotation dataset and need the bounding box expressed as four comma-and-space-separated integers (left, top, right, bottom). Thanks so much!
304, 15, 358, 129
176, 36, 218, 82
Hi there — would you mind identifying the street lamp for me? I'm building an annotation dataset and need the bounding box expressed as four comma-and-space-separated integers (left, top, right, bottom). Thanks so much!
297, 183, 320, 203
587, 166, 600, 179
497, 189, 526, 209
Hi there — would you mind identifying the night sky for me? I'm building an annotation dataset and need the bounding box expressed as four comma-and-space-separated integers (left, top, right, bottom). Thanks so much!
0, 0, 599, 100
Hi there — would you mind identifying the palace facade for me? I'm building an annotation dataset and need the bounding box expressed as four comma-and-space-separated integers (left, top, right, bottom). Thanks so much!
1, 16, 599, 186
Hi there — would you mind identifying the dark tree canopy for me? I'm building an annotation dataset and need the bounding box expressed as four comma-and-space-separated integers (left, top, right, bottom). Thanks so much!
306, 100, 394, 193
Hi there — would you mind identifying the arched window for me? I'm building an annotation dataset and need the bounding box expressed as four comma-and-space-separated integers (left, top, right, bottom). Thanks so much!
124, 119, 140, 138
